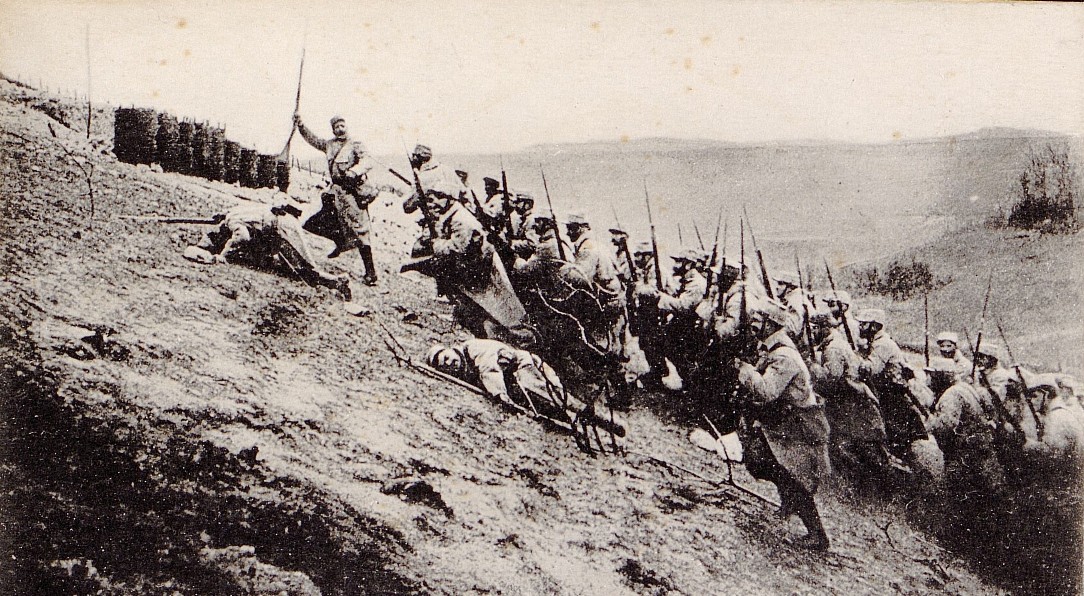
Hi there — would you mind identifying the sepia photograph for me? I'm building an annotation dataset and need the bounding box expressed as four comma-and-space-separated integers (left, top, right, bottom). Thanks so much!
0, 0, 1081, 594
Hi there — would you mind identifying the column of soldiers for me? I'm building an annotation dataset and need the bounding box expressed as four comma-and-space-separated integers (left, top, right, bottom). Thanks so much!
397, 154, 1083, 552
179, 119, 1082, 555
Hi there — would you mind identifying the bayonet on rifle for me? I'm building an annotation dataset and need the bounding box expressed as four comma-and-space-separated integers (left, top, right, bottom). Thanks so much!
822, 259, 856, 351
643, 179, 663, 290
539, 165, 567, 261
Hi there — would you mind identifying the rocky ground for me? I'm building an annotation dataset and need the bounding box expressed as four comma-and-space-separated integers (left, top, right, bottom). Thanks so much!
0, 79, 1020, 594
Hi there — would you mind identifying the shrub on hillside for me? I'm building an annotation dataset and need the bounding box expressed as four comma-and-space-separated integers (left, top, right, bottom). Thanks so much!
854, 258, 942, 300
1008, 146, 1079, 233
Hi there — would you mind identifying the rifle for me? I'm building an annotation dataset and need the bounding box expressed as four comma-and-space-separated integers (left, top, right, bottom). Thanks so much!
500, 156, 515, 240
677, 223, 684, 247
738, 219, 752, 354
692, 221, 705, 251
643, 179, 663, 290
970, 275, 993, 380
715, 220, 730, 310
408, 154, 438, 240
822, 259, 856, 350
795, 253, 816, 358
277, 47, 305, 162
704, 211, 723, 299
539, 164, 567, 261
120, 214, 225, 225
923, 293, 930, 368
742, 205, 774, 300
996, 318, 1044, 440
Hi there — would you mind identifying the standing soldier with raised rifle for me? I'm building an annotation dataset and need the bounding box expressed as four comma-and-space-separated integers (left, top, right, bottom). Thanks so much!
294, 112, 381, 286
636, 248, 708, 385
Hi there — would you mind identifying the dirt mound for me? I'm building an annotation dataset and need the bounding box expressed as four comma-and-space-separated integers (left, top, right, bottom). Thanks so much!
0, 79, 1010, 594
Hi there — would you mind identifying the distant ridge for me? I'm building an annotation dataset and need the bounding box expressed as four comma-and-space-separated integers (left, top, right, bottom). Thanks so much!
520, 127, 1077, 155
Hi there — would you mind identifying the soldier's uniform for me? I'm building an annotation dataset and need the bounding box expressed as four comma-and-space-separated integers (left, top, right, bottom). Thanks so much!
926, 360, 1004, 496
736, 303, 832, 550
774, 271, 814, 347
184, 201, 349, 298
935, 332, 973, 383
427, 339, 625, 439
296, 115, 379, 284
854, 309, 929, 460
809, 316, 889, 482
643, 249, 707, 383
628, 243, 668, 388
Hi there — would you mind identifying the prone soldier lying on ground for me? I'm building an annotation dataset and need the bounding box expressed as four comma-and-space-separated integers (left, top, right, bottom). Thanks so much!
183, 199, 351, 300
426, 339, 627, 440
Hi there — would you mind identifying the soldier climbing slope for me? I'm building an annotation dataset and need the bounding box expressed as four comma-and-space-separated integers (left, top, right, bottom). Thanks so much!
182, 199, 351, 300
734, 300, 832, 550
294, 113, 380, 286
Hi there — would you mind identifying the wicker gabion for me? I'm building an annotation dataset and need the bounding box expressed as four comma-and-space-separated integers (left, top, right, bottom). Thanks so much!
275, 160, 290, 192
238, 148, 259, 188
255, 154, 278, 189
113, 107, 158, 165
155, 113, 184, 172
222, 140, 241, 184
190, 123, 208, 179
204, 127, 226, 181
176, 121, 196, 175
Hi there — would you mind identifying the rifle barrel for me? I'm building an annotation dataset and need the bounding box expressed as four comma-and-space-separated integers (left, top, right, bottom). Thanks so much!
539, 165, 566, 261
643, 179, 663, 290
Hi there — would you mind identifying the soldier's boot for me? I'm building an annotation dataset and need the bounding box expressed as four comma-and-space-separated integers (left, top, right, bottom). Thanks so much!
359, 245, 378, 286
793, 496, 830, 551
327, 238, 358, 259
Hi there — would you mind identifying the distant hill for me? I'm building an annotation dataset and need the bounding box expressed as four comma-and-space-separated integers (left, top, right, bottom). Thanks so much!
438, 128, 1079, 270
843, 224, 1084, 376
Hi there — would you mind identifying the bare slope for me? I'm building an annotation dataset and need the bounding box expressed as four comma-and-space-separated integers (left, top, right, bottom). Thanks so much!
0, 81, 1002, 595
843, 223, 1084, 377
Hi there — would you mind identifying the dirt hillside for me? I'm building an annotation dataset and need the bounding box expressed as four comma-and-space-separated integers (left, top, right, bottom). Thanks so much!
0, 80, 1009, 595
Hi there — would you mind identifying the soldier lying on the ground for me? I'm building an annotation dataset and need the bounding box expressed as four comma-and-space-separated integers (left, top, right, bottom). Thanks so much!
183, 199, 351, 300
426, 338, 627, 439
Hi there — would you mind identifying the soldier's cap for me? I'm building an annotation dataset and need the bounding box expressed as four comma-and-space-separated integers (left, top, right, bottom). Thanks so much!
412, 144, 432, 160
823, 290, 852, 305
609, 224, 628, 236
530, 212, 556, 227
808, 309, 838, 329
773, 270, 800, 288
454, 169, 468, 180
633, 241, 654, 255
1020, 370, 1060, 392
565, 212, 589, 226
330, 115, 346, 126
935, 331, 960, 345
974, 342, 1005, 363
923, 357, 958, 375
753, 299, 790, 327
854, 308, 886, 325
514, 191, 535, 203
672, 248, 706, 264
483, 177, 500, 187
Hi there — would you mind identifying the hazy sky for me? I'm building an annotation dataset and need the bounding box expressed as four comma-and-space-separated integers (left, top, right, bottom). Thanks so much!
1, 0, 1081, 157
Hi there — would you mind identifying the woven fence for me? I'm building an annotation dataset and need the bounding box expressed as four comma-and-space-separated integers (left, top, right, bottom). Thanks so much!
114, 106, 289, 192
113, 107, 157, 165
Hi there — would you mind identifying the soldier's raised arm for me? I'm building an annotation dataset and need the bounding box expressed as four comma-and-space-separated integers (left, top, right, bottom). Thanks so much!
294, 112, 328, 153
